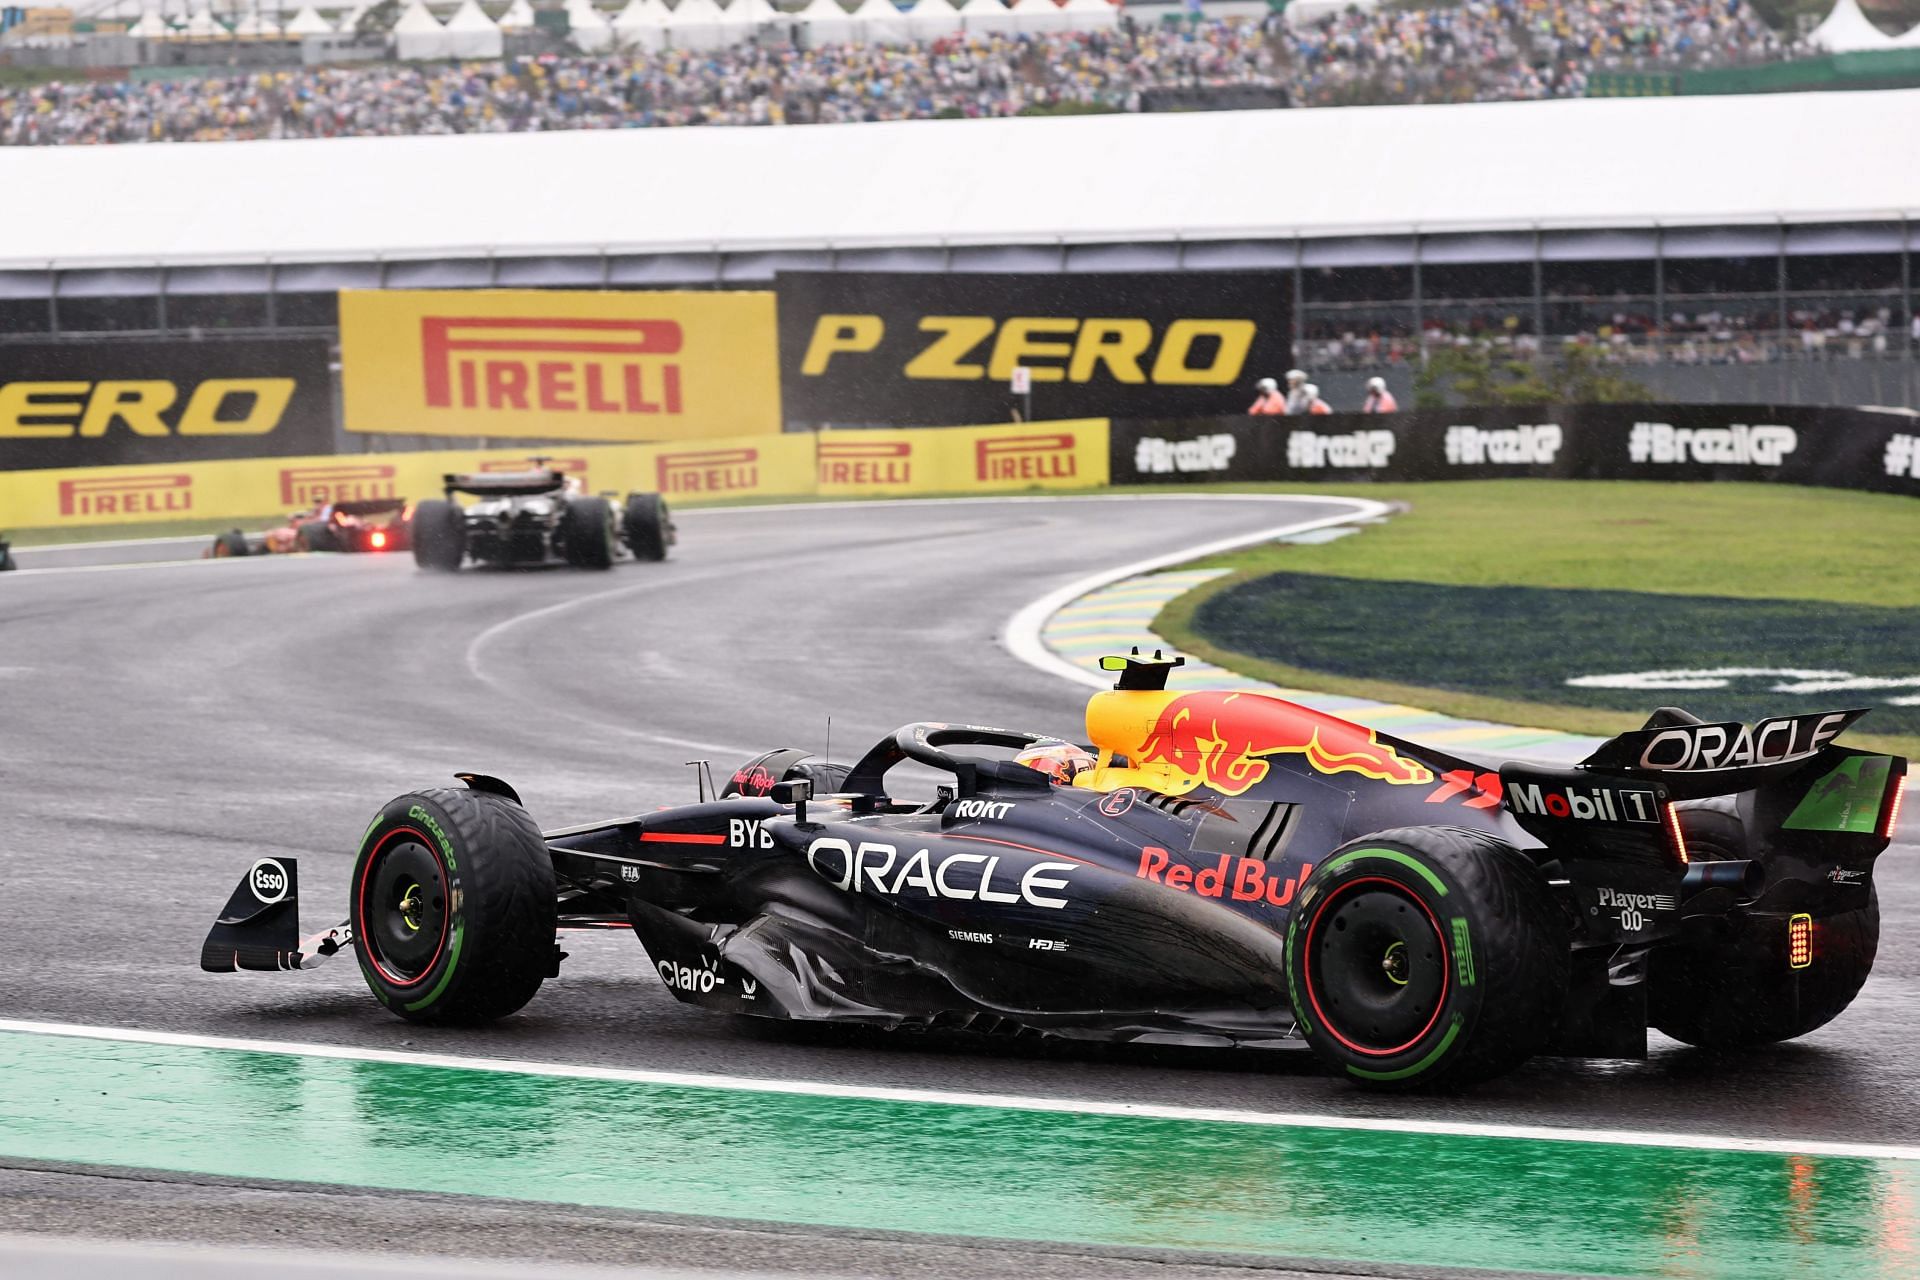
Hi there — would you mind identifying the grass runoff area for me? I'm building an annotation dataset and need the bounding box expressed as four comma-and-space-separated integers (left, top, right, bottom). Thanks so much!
15, 480, 1918, 757
1153, 480, 1920, 759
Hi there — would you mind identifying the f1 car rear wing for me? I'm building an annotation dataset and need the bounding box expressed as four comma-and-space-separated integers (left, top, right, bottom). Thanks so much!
330, 498, 411, 518
1500, 707, 1906, 863
443, 469, 567, 499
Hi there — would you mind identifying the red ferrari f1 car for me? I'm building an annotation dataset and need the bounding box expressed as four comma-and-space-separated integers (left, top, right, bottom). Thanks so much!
208, 499, 412, 559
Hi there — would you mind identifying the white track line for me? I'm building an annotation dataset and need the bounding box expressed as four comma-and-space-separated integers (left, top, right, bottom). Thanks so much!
1002, 495, 1393, 689
3, 1017, 1914, 1163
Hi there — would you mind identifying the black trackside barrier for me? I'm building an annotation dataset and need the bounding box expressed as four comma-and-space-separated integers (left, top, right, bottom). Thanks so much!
1112, 403, 1920, 498
0, 339, 336, 471
775, 270, 1292, 429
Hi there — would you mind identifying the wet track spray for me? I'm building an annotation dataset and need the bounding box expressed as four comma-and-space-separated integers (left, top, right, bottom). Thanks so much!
2, 497, 1917, 1278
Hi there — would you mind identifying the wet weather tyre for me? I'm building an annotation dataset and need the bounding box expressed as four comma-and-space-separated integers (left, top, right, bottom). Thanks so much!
412, 500, 466, 572
623, 492, 671, 562
211, 530, 250, 558
561, 496, 615, 569
350, 786, 557, 1025
1651, 805, 1878, 1047
1283, 826, 1568, 1091
296, 522, 338, 553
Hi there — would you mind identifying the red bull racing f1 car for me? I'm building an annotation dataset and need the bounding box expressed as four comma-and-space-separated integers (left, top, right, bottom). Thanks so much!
202, 653, 1907, 1089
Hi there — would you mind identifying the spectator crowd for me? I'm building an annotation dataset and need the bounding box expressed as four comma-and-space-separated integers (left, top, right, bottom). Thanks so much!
1, 0, 1804, 145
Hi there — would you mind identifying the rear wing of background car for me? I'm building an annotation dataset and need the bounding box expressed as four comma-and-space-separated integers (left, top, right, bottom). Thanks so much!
442, 469, 567, 499
331, 498, 411, 519
1500, 708, 1905, 865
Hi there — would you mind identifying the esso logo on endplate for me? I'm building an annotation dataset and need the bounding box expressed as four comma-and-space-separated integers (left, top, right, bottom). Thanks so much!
249, 858, 289, 904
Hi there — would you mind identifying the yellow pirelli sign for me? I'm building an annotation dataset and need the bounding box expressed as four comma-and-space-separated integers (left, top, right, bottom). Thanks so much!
0, 435, 818, 529
339, 290, 783, 443
815, 420, 1109, 498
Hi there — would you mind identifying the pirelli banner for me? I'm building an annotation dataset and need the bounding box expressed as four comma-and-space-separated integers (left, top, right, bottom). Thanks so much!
0, 339, 334, 472
0, 419, 1109, 529
777, 271, 1290, 428
816, 419, 1108, 497
0, 435, 818, 530
1114, 403, 1920, 498
339, 289, 783, 443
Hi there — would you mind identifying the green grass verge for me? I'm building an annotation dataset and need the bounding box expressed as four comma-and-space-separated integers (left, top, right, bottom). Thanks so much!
1147, 480, 1920, 761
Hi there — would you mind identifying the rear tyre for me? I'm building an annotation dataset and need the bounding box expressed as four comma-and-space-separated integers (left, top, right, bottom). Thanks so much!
411, 500, 466, 572
295, 521, 338, 553
623, 492, 672, 562
351, 786, 557, 1024
561, 496, 615, 569
1651, 805, 1879, 1047
211, 530, 250, 558
1283, 826, 1569, 1091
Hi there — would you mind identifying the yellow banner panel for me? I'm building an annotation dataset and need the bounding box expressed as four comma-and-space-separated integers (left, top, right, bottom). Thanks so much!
339, 290, 782, 443
816, 419, 1109, 497
0, 435, 816, 531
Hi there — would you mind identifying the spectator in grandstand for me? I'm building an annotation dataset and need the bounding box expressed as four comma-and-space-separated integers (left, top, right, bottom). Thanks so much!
1303, 383, 1333, 415
1248, 376, 1287, 415
1359, 376, 1398, 413
1282, 369, 1311, 415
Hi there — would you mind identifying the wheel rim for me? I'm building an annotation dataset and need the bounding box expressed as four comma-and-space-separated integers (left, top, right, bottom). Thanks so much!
357, 828, 450, 987
1302, 875, 1449, 1057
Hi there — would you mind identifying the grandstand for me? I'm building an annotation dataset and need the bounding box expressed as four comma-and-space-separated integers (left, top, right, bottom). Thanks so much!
2, 4, 1917, 407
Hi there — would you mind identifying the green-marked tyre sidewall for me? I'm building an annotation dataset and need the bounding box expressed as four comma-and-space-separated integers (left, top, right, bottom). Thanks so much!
352, 794, 469, 1017
1285, 843, 1482, 1086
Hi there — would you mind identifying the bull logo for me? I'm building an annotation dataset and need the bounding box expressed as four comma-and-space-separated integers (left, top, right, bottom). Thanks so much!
1134, 692, 1433, 795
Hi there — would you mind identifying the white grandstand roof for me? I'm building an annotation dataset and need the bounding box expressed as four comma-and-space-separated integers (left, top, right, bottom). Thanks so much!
0, 89, 1917, 271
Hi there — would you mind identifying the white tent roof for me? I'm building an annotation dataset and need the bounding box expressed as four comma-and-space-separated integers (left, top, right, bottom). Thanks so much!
180, 7, 222, 35
126, 10, 172, 35
956, 0, 1005, 12
850, 0, 901, 15
731, 0, 784, 21
283, 5, 333, 34
231, 12, 281, 35
567, 0, 612, 27
612, 0, 667, 26
668, 0, 726, 19
338, 3, 369, 31
392, 0, 444, 31
497, 0, 536, 28
1888, 18, 1920, 47
1807, 0, 1891, 52
445, 0, 498, 30
3, 91, 1918, 270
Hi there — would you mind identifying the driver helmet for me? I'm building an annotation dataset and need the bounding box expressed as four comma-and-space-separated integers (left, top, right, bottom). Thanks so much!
1013, 740, 1097, 786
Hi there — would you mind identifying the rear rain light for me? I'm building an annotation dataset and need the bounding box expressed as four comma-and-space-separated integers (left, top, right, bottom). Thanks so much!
1788, 913, 1813, 970
1662, 802, 1689, 866
370, 531, 388, 550
1883, 771, 1906, 840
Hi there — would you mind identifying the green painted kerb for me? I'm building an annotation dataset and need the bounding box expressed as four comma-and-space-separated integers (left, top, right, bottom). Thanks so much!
0, 1030, 1915, 1279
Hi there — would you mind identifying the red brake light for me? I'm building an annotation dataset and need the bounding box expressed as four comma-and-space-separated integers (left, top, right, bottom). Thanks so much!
370, 531, 387, 550
1662, 802, 1689, 866
1788, 913, 1813, 969
1883, 771, 1906, 840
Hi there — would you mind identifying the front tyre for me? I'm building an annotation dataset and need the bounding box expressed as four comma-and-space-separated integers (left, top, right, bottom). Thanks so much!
1283, 827, 1568, 1090
351, 786, 557, 1024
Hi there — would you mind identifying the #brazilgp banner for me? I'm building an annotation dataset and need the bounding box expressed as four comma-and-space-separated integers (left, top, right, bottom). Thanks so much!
1114, 403, 1920, 498
776, 270, 1291, 429
0, 339, 335, 472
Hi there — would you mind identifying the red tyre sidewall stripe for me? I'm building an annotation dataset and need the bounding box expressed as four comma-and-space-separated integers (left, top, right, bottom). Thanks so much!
1301, 872, 1450, 1058
357, 824, 452, 989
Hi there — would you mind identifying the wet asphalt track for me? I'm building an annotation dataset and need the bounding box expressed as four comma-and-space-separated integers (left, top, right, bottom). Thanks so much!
1, 493, 1917, 1277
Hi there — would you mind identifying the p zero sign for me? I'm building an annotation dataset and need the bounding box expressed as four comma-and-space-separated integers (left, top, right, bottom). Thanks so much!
0, 339, 334, 471
339, 289, 782, 443
776, 271, 1291, 428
